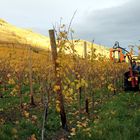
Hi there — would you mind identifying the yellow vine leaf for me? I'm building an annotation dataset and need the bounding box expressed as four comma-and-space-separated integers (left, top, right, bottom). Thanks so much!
70, 128, 76, 136
53, 85, 61, 92
23, 111, 29, 118
56, 103, 60, 112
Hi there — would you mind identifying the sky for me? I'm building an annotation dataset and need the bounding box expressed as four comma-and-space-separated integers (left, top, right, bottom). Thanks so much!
0, 0, 140, 48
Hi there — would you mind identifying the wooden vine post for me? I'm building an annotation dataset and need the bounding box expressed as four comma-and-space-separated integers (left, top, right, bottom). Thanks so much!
49, 29, 68, 130
28, 46, 35, 105
90, 42, 95, 117
84, 41, 87, 59
84, 41, 89, 115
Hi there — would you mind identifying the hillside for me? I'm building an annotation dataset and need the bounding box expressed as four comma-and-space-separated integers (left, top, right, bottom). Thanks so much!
73, 40, 110, 58
0, 19, 50, 50
0, 19, 109, 57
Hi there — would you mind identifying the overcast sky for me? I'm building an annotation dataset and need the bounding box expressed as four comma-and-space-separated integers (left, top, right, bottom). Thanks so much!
0, 0, 140, 48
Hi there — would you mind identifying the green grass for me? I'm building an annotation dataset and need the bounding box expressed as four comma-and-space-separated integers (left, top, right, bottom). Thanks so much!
0, 88, 140, 140
72, 92, 140, 140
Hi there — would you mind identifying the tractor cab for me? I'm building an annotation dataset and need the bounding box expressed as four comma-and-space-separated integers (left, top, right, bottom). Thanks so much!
110, 48, 126, 62
110, 41, 128, 63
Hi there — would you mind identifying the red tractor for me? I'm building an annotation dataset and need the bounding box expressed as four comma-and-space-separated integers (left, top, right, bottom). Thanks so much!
110, 41, 140, 91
